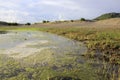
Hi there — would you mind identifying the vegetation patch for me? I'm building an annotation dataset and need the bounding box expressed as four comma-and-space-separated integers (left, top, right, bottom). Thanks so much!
0, 25, 119, 79
37, 27, 120, 64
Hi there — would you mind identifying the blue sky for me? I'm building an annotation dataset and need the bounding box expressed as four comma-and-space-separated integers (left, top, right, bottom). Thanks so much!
0, 0, 120, 23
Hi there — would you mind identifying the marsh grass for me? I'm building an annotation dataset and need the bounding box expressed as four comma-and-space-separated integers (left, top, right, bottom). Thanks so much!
0, 26, 119, 64
0, 26, 119, 80
0, 31, 8, 34
37, 27, 120, 64
0, 52, 99, 80
39, 26, 120, 80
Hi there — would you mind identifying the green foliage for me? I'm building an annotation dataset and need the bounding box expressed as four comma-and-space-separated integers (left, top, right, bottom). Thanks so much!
80, 18, 86, 21
71, 20, 74, 22
8, 23, 18, 26
25, 23, 31, 25
43, 20, 50, 23
0, 31, 8, 34
0, 53, 99, 80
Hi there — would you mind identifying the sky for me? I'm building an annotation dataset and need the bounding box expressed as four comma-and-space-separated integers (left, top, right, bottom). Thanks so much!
0, 0, 120, 23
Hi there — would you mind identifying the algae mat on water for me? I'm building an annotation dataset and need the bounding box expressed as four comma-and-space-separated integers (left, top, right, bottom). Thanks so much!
0, 31, 99, 80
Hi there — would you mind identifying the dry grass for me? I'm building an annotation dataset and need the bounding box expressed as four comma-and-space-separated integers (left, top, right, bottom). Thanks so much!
0, 19, 120, 80
95, 18, 120, 26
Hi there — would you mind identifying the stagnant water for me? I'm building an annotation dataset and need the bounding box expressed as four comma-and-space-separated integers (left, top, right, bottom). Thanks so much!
0, 31, 87, 58
0, 31, 119, 80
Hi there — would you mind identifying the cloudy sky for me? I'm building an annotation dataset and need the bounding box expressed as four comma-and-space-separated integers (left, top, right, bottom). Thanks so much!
0, 0, 120, 23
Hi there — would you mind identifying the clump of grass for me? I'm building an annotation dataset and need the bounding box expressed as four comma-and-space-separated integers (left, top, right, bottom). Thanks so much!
0, 26, 119, 64
37, 27, 120, 64
0, 26, 119, 79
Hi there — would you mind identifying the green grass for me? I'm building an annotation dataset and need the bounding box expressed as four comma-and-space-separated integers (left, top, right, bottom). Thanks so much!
32, 27, 120, 64
0, 52, 99, 80
0, 26, 119, 64
0, 26, 119, 80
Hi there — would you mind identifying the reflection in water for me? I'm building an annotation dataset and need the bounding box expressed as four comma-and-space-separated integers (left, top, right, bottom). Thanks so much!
0, 31, 119, 80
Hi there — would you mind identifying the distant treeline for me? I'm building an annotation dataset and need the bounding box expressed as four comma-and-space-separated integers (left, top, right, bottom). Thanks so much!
0, 21, 32, 26
7, 23, 19, 26
0, 22, 20, 26
1, 12, 120, 26
8, 23, 31, 26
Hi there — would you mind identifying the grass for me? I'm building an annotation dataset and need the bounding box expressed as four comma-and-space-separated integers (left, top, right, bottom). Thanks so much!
0, 25, 119, 80
37, 27, 120, 64
0, 51, 99, 80
0, 26, 119, 64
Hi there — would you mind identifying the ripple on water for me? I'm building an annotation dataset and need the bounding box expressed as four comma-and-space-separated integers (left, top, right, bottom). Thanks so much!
0, 31, 87, 59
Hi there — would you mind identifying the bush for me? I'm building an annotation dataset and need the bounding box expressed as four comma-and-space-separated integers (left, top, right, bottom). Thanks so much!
25, 23, 31, 25
43, 20, 49, 23
80, 18, 86, 21
71, 20, 74, 22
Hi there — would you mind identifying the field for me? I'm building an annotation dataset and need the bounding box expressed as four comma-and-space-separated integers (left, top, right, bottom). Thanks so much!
0, 19, 120, 80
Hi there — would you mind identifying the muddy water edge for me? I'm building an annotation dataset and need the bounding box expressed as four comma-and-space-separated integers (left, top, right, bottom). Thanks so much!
0, 30, 119, 80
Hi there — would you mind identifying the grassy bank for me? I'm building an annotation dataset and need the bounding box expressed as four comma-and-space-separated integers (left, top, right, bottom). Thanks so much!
0, 26, 120, 64
37, 27, 120, 64
0, 26, 119, 80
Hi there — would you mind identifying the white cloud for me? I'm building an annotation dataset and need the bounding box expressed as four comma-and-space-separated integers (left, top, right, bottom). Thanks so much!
0, 0, 120, 23
0, 0, 20, 9
27, 0, 85, 21
41, 0, 80, 10
0, 9, 32, 23
0, 0, 37, 23
29, 0, 80, 10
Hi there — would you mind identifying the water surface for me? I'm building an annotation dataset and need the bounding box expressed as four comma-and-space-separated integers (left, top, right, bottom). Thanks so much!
0, 31, 87, 58
0, 31, 119, 80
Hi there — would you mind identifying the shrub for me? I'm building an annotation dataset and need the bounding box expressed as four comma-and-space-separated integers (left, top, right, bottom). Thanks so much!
25, 23, 31, 25
43, 20, 49, 23
71, 20, 74, 22
80, 18, 86, 21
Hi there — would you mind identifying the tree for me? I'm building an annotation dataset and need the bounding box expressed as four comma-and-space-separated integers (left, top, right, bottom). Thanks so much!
71, 20, 74, 22
43, 20, 50, 23
43, 20, 47, 23
26, 23, 31, 25
80, 18, 86, 21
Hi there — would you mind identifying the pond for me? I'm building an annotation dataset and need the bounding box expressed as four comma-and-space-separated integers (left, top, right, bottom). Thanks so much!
0, 31, 87, 58
0, 31, 8, 34
0, 31, 119, 80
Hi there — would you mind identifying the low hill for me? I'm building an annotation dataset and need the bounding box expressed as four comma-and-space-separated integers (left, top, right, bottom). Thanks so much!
95, 18, 120, 25
0, 21, 9, 26
95, 12, 120, 20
